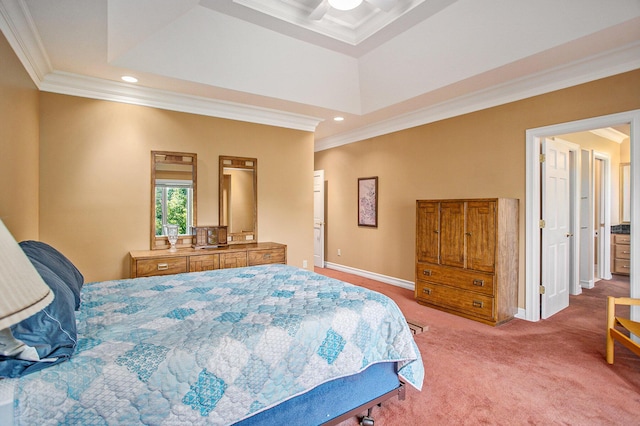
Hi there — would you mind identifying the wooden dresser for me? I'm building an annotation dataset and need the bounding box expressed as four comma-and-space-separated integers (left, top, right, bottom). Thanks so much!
130, 242, 286, 278
611, 233, 630, 275
415, 198, 519, 326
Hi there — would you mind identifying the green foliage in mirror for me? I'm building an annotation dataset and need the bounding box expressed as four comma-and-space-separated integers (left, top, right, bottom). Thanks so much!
155, 187, 190, 235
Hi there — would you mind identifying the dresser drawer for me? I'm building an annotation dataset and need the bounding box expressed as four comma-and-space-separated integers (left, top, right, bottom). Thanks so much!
220, 251, 248, 269
416, 263, 494, 295
612, 234, 630, 245
248, 248, 286, 266
136, 257, 187, 277
416, 281, 495, 321
189, 254, 220, 272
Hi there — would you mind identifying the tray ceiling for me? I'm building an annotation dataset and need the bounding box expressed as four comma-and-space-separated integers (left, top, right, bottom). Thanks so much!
1, 0, 639, 149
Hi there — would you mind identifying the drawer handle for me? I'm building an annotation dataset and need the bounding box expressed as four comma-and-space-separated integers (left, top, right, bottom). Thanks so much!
264, 254, 271, 259
472, 300, 484, 308
157, 263, 169, 271
622, 266, 630, 269
622, 251, 630, 254
422, 288, 432, 295
423, 269, 432, 276
473, 279, 485, 287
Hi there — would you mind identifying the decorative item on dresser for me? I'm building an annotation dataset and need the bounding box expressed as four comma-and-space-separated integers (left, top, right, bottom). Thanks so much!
611, 232, 630, 276
415, 198, 519, 326
130, 242, 286, 278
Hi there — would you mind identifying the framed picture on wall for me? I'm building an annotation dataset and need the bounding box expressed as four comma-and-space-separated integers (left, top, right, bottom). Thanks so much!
358, 177, 378, 227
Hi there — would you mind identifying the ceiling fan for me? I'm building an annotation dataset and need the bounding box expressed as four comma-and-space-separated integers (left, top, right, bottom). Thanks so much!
310, 0, 397, 20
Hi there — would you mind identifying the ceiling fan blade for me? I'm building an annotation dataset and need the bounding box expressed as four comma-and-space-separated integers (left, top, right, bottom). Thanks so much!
310, 0, 329, 20
366, 0, 397, 12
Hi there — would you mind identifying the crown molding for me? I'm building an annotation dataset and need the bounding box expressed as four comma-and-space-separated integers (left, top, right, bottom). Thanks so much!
39, 71, 323, 132
589, 127, 628, 144
0, 0, 321, 132
0, 0, 51, 84
314, 40, 640, 152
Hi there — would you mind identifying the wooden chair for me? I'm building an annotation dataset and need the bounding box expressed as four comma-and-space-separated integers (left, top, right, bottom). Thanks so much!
606, 296, 640, 364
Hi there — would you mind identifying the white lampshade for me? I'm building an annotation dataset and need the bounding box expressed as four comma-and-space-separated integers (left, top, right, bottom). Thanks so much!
328, 0, 363, 11
0, 219, 54, 330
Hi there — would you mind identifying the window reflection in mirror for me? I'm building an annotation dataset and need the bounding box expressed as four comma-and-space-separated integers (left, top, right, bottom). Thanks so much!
219, 156, 257, 244
151, 151, 197, 250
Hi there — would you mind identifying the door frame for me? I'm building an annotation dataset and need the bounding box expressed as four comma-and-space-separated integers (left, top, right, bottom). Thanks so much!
593, 151, 613, 281
313, 170, 325, 268
525, 110, 640, 322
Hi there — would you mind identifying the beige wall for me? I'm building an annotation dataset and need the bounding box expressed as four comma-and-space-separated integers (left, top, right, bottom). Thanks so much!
38, 93, 315, 282
315, 69, 640, 308
0, 32, 40, 241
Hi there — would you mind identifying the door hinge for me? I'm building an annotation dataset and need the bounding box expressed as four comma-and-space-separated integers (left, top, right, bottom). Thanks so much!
539, 285, 546, 295
539, 220, 545, 228
539, 154, 546, 163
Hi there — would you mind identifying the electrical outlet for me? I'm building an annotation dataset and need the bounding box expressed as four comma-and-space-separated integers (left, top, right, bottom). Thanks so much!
303, 260, 308, 268
337, 249, 341, 256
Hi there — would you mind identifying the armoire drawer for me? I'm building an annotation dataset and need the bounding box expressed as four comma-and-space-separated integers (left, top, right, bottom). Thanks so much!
415, 281, 495, 321
416, 263, 495, 296
135, 257, 187, 277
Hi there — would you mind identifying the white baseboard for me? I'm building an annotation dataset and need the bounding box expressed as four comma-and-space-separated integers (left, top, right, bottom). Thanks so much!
323, 262, 415, 291
581, 279, 595, 289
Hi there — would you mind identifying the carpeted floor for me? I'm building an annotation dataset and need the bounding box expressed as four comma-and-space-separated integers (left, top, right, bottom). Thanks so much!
315, 268, 640, 426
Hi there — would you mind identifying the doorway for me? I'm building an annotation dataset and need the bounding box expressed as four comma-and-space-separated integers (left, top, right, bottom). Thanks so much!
525, 110, 639, 322
313, 170, 325, 268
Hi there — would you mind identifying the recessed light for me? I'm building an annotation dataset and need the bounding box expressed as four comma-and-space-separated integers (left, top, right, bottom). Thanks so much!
121, 76, 138, 83
334, 116, 345, 122
328, 0, 363, 11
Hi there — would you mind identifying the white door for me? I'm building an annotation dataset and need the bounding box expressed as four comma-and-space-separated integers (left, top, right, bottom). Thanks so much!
313, 170, 325, 268
542, 138, 571, 318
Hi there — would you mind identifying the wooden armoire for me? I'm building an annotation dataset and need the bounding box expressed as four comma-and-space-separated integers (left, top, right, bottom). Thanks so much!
415, 198, 519, 326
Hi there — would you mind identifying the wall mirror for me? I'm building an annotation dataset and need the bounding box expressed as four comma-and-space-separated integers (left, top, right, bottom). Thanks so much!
219, 155, 257, 244
620, 162, 630, 223
151, 151, 197, 250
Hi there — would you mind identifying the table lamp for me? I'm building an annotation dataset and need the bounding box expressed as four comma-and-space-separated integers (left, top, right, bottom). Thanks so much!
0, 219, 54, 357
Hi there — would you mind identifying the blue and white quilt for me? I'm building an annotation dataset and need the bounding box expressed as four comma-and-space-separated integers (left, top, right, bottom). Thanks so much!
13, 264, 424, 425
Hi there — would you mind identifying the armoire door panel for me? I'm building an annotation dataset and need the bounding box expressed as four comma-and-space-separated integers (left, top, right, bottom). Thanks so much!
439, 201, 465, 268
466, 201, 496, 273
416, 201, 439, 264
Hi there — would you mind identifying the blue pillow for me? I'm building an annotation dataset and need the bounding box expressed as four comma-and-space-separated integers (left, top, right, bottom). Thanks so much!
0, 258, 77, 378
19, 240, 84, 310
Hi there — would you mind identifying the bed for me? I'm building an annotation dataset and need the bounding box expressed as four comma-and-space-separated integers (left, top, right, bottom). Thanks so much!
1, 242, 423, 425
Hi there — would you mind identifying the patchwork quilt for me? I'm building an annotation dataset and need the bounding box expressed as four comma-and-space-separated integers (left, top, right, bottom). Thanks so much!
12, 264, 424, 425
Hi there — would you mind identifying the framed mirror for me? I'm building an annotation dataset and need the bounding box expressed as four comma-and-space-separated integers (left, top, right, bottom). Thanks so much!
151, 151, 197, 250
620, 162, 630, 223
219, 155, 257, 244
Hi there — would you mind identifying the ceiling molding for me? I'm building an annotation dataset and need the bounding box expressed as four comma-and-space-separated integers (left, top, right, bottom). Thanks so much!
39, 71, 324, 132
0, 0, 51, 84
589, 127, 629, 144
233, 0, 426, 46
0, 0, 321, 132
315, 40, 640, 152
